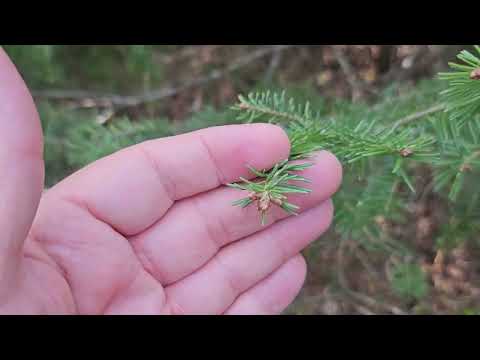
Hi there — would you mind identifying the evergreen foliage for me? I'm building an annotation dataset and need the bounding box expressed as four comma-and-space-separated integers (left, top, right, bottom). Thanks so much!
229, 90, 438, 212
439, 46, 480, 125
228, 48, 480, 241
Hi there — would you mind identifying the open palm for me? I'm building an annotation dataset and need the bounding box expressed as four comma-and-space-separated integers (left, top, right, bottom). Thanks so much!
0, 48, 342, 314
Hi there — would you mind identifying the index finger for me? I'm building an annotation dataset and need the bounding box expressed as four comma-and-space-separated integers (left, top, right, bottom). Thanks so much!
0, 47, 44, 288
46, 123, 291, 236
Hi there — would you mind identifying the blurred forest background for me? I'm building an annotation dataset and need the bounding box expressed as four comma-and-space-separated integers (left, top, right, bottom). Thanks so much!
4, 45, 479, 315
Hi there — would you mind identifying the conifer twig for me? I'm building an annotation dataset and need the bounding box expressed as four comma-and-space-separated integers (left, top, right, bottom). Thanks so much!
438, 45, 480, 125
229, 90, 438, 223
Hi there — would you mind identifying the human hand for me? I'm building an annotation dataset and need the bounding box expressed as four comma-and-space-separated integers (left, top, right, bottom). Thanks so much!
0, 48, 342, 314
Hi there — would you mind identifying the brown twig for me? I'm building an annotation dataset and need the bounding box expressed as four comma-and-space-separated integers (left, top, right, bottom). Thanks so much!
154, 45, 223, 65
391, 103, 446, 131
378, 45, 433, 85
331, 46, 377, 101
353, 245, 382, 282
351, 303, 377, 315
32, 45, 298, 110
264, 46, 284, 83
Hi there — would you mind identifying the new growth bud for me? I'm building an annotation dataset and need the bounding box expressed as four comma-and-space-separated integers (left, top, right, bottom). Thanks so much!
470, 68, 480, 80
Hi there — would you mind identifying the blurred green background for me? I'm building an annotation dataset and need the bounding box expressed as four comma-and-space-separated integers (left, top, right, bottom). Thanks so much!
4, 45, 478, 314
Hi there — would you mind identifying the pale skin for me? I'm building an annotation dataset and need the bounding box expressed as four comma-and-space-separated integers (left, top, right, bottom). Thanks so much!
0, 48, 342, 315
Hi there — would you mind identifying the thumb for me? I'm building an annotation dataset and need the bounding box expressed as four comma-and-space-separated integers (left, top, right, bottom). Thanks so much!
0, 47, 44, 292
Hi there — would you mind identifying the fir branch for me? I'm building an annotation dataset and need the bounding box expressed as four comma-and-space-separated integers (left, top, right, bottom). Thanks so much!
227, 160, 313, 225
229, 90, 438, 223
438, 45, 480, 126
430, 115, 480, 201
232, 91, 313, 125
234, 91, 437, 163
